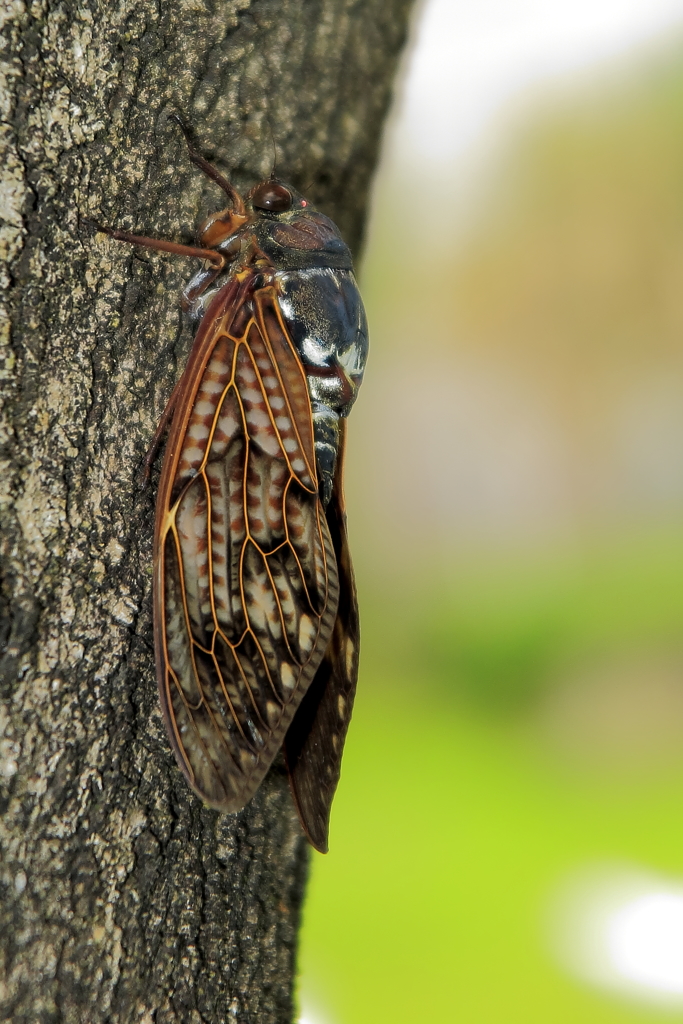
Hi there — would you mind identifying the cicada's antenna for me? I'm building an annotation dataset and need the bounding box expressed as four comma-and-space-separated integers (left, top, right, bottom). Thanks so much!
170, 114, 246, 217
265, 116, 277, 181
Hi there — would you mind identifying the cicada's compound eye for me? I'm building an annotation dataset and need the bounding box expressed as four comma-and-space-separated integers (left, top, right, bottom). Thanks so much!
251, 182, 293, 213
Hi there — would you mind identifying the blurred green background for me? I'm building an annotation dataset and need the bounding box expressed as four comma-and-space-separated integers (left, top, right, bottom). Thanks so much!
300, 19, 683, 1024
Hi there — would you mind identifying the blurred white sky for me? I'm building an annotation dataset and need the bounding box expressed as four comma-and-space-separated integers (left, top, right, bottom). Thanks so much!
391, 0, 683, 175
358, 0, 683, 543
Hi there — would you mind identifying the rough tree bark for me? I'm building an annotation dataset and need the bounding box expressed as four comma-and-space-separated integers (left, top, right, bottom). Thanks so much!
0, 2, 413, 1021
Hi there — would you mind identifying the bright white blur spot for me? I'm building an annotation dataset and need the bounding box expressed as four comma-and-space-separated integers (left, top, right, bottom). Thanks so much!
608, 893, 683, 992
369, 0, 683, 255
297, 1005, 332, 1024
549, 866, 683, 1006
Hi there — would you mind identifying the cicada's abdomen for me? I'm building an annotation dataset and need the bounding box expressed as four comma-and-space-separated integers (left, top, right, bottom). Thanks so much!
275, 267, 368, 505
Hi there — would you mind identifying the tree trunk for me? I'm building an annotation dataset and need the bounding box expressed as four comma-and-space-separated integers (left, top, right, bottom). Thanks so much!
0, 2, 412, 1021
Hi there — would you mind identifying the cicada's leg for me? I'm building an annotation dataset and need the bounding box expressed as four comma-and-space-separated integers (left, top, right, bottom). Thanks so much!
170, 114, 246, 215
181, 263, 224, 313
95, 223, 226, 269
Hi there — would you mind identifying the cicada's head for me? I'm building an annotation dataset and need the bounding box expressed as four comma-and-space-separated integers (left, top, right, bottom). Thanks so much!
196, 200, 248, 250
247, 179, 304, 215
195, 178, 305, 249
197, 175, 352, 272
246, 178, 353, 271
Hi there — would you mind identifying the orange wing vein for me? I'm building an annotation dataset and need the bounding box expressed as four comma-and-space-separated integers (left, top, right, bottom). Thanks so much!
153, 271, 340, 812
284, 421, 360, 852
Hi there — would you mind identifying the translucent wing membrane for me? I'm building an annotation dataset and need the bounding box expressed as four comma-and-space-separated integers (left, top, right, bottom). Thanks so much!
154, 276, 340, 813
285, 423, 360, 852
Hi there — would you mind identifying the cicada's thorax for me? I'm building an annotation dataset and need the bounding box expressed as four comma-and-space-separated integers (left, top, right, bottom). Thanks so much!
184, 190, 369, 506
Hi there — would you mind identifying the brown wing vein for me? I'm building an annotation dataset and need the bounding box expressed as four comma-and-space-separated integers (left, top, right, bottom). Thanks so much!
244, 330, 315, 491
169, 510, 257, 758
279, 475, 324, 623
155, 270, 339, 813
285, 423, 359, 853
253, 294, 317, 487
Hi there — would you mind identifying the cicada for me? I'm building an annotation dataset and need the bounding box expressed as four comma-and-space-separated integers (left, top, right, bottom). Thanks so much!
100, 124, 367, 852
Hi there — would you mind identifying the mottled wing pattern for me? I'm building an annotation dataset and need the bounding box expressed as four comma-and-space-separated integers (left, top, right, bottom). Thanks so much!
285, 424, 360, 853
154, 274, 340, 812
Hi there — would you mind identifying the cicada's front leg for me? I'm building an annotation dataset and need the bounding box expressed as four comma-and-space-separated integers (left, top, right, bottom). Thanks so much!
181, 262, 225, 315
94, 223, 226, 271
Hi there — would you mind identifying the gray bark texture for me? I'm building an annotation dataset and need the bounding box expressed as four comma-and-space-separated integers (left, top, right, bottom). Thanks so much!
0, 1, 412, 1021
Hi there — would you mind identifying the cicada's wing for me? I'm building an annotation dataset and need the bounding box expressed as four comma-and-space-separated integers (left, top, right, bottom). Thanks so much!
285, 422, 360, 853
154, 276, 340, 812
